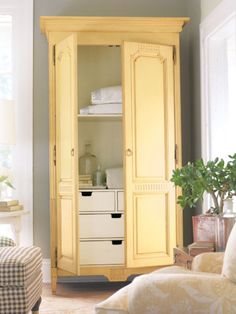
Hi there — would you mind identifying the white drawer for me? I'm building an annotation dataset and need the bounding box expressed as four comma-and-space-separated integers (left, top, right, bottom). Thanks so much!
80, 240, 124, 265
80, 214, 124, 239
79, 191, 115, 212
117, 191, 124, 212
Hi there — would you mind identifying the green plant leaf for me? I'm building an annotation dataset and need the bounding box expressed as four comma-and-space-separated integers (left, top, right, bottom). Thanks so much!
0, 175, 15, 189
171, 154, 236, 213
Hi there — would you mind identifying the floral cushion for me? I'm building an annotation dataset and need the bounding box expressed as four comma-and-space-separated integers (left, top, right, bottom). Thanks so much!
95, 264, 236, 314
192, 252, 224, 274
128, 267, 236, 314
95, 224, 236, 314
95, 285, 129, 314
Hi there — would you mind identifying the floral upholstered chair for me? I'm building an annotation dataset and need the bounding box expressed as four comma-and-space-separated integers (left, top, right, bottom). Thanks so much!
0, 236, 43, 314
95, 223, 236, 314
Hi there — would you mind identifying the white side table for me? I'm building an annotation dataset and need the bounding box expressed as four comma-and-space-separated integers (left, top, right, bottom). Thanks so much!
0, 210, 29, 245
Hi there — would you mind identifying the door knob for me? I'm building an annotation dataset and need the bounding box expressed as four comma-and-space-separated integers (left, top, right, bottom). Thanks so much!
126, 148, 132, 156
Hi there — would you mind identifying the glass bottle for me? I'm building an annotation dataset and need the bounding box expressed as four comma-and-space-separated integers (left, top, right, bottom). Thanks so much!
93, 165, 105, 186
79, 143, 97, 176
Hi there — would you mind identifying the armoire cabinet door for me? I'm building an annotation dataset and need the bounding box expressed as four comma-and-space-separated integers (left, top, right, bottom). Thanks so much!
55, 34, 79, 274
123, 41, 176, 268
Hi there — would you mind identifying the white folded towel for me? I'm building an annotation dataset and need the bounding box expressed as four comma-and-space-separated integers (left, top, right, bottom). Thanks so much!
80, 103, 122, 115
91, 85, 122, 105
105, 167, 123, 188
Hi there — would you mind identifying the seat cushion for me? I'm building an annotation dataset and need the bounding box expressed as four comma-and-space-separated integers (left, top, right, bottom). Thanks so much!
128, 269, 236, 314
222, 222, 236, 283
95, 285, 129, 314
95, 267, 190, 314
0, 246, 42, 287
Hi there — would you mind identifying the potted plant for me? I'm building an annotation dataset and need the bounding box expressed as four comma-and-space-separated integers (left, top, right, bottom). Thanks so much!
171, 154, 236, 250
0, 175, 14, 200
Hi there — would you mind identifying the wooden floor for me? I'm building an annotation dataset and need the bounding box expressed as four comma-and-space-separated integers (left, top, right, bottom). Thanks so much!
41, 281, 129, 313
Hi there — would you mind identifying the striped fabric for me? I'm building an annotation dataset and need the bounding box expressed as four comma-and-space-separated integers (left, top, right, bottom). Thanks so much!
0, 236, 16, 247
0, 246, 42, 286
0, 272, 42, 314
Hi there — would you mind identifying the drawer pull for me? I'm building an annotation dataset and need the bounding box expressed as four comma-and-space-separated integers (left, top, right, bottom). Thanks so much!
111, 213, 122, 219
81, 191, 92, 197
112, 240, 123, 245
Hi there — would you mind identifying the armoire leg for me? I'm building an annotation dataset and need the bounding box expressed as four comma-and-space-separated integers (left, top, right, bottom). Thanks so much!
31, 296, 42, 314
51, 268, 57, 294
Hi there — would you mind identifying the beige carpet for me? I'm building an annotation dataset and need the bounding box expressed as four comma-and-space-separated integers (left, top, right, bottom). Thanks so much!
40, 296, 94, 314
40, 282, 128, 314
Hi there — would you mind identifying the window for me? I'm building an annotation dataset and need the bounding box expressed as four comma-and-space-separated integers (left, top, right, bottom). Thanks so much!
0, 0, 33, 244
0, 15, 12, 99
201, 0, 236, 211
0, 15, 13, 200
201, 0, 236, 162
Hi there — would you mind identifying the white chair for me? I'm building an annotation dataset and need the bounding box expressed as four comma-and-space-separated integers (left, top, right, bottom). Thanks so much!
95, 223, 236, 314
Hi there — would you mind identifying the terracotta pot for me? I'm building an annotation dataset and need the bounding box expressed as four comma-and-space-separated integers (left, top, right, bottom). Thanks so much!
192, 214, 236, 251
192, 214, 216, 243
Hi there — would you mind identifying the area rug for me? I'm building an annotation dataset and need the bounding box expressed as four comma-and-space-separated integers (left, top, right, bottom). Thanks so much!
40, 295, 95, 314
40, 282, 128, 314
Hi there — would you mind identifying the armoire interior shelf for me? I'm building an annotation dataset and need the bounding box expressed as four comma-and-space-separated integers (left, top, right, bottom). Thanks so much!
78, 114, 122, 121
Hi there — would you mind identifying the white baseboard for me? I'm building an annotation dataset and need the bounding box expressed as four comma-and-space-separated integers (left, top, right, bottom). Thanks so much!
42, 258, 51, 283
42, 260, 111, 283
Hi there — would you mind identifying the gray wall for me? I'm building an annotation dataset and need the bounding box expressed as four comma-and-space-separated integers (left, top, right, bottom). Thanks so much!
34, 0, 191, 257
179, 2, 201, 243
186, 2, 201, 161
184, 0, 222, 222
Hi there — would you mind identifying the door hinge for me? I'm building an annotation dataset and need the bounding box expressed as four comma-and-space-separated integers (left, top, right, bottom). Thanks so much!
53, 145, 56, 166
175, 144, 178, 163
53, 45, 56, 66
173, 46, 176, 64
55, 247, 58, 268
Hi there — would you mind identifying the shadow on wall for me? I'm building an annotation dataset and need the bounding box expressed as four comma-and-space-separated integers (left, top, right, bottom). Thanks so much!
181, 1, 201, 246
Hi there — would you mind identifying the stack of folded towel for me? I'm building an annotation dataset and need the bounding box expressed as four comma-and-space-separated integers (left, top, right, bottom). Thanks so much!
80, 85, 122, 115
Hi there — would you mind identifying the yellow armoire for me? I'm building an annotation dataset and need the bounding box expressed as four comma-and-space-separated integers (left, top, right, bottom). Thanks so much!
40, 16, 189, 293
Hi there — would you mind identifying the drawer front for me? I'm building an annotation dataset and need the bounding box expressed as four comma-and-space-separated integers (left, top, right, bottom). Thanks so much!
80, 214, 124, 239
79, 191, 115, 212
80, 240, 124, 265
117, 191, 124, 212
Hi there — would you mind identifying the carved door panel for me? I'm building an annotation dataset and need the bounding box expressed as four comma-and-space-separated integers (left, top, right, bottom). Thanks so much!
123, 41, 176, 267
55, 34, 79, 274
